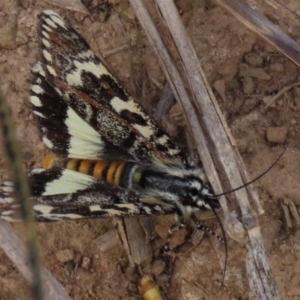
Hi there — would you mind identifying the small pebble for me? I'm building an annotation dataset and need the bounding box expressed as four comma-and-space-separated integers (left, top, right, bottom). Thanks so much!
269, 63, 284, 72
81, 257, 91, 269
266, 126, 288, 143
56, 249, 75, 263
151, 259, 166, 276
242, 77, 255, 94
65, 284, 73, 294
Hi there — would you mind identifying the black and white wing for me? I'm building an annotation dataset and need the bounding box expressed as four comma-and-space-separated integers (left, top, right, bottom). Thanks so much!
0, 169, 175, 222
32, 10, 184, 163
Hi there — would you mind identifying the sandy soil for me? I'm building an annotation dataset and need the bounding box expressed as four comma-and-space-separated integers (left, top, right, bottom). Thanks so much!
0, 0, 300, 299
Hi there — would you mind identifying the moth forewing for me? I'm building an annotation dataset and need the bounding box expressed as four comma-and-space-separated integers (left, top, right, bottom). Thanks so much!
0, 11, 221, 252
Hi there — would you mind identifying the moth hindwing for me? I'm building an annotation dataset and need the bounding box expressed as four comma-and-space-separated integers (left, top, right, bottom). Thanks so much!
0, 10, 220, 224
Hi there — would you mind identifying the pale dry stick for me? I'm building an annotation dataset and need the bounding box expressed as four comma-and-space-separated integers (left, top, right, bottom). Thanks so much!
124, 218, 152, 265
0, 220, 72, 300
127, 0, 229, 216
246, 246, 266, 300
103, 44, 133, 58
153, 83, 175, 122
265, 81, 300, 109
117, 219, 135, 267
154, 1, 280, 299
215, 0, 300, 68
154, 0, 250, 219
0, 90, 44, 299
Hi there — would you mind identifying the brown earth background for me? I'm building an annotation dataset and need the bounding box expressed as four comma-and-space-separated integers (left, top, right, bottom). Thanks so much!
0, 0, 300, 299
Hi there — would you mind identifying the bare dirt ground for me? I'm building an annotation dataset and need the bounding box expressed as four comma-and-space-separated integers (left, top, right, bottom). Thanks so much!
0, 0, 300, 299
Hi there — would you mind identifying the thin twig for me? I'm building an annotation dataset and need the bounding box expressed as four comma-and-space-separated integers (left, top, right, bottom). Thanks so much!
265, 81, 300, 109
103, 43, 133, 58
0, 91, 44, 300
153, 83, 175, 122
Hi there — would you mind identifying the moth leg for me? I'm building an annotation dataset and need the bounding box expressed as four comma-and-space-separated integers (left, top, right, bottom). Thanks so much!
163, 220, 187, 256
192, 215, 224, 243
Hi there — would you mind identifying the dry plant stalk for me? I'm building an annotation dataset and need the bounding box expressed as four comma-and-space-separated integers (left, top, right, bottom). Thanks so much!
129, 0, 281, 299
128, 0, 229, 214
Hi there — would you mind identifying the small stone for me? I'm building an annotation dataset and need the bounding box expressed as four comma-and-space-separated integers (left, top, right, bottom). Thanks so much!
213, 79, 226, 101
56, 249, 75, 263
125, 266, 136, 281
262, 96, 276, 108
239, 63, 271, 80
94, 229, 119, 252
269, 63, 284, 72
242, 77, 255, 94
0, 265, 8, 275
81, 257, 91, 269
151, 259, 166, 276
244, 52, 264, 67
294, 87, 300, 97
0, 55, 7, 63
293, 243, 300, 251
65, 284, 73, 294
266, 126, 288, 143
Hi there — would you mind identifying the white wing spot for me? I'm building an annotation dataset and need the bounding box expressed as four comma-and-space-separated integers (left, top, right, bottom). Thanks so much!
43, 9, 60, 16
132, 123, 154, 139
50, 14, 68, 30
65, 107, 105, 159
2, 186, 14, 193
41, 31, 50, 39
42, 38, 51, 48
30, 96, 42, 107
42, 169, 96, 195
157, 135, 169, 145
47, 65, 57, 76
42, 24, 52, 32
65, 61, 111, 86
78, 50, 94, 59
42, 136, 54, 149
43, 50, 52, 62
33, 205, 83, 220
110, 96, 142, 115
33, 111, 46, 118
54, 87, 63, 96
45, 18, 58, 29
31, 85, 44, 94
2, 197, 14, 204
32, 63, 46, 77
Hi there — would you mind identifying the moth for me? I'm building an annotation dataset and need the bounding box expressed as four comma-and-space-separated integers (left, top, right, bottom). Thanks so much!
0, 10, 221, 236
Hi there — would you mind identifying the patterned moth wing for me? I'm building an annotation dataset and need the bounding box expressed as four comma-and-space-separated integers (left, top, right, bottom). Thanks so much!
0, 168, 176, 222
0, 10, 220, 223
34, 10, 184, 163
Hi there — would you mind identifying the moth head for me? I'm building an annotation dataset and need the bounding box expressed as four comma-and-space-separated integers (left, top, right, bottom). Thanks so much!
185, 179, 220, 211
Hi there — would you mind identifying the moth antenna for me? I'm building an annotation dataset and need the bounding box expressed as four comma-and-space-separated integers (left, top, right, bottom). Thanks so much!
214, 144, 288, 197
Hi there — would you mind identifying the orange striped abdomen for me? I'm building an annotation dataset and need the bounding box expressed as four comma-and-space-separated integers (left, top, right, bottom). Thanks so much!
42, 155, 137, 188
